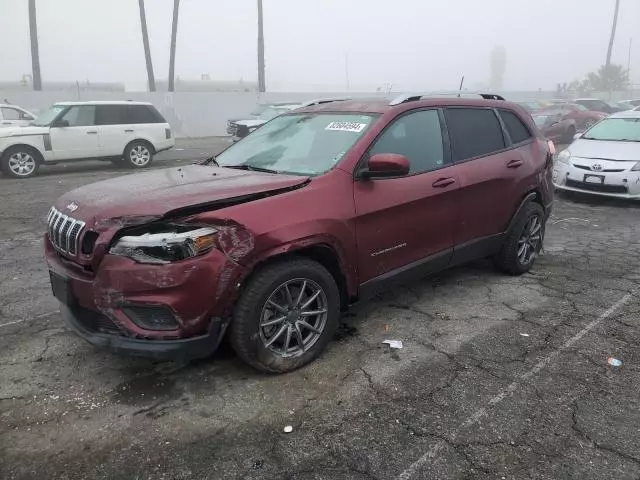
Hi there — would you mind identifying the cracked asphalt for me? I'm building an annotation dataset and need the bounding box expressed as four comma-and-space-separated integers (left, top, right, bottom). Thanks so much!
2, 150, 640, 479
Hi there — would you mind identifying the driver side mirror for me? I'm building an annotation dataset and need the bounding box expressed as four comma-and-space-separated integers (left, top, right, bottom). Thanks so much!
361, 153, 410, 179
53, 119, 69, 128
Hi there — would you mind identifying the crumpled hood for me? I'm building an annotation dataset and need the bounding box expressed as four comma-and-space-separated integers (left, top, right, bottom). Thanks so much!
55, 164, 308, 226
0, 125, 48, 137
569, 139, 640, 161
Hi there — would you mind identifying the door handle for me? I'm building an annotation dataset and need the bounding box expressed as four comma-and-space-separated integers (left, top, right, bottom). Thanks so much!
432, 177, 456, 188
86, 131, 98, 135
506, 159, 524, 168
124, 129, 134, 133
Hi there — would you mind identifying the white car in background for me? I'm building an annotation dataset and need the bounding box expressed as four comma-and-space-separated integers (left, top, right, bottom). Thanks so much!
553, 110, 640, 199
0, 104, 36, 127
0, 101, 174, 178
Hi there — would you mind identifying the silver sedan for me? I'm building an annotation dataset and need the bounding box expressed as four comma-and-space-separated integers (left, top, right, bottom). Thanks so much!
553, 110, 640, 199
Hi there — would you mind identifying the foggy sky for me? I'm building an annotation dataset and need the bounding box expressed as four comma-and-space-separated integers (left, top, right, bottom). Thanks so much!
1, 0, 639, 92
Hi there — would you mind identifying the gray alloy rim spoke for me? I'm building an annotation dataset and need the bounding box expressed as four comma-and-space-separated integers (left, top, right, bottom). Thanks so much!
259, 278, 328, 358
260, 315, 286, 328
265, 324, 288, 347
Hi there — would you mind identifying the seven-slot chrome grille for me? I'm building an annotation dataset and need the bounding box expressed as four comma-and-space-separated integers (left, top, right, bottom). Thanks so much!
46, 207, 85, 256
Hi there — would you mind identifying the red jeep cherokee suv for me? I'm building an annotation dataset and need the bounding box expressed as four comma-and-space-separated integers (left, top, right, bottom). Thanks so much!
45, 94, 554, 373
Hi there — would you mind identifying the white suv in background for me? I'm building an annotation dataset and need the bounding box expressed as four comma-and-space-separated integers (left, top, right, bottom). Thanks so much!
0, 101, 174, 178
0, 104, 36, 127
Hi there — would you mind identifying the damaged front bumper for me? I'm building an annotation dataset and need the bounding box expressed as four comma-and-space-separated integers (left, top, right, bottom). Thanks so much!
45, 238, 246, 360
60, 304, 223, 360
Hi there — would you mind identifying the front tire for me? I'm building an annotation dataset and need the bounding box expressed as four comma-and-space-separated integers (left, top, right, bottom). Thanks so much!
494, 202, 545, 275
1, 146, 41, 179
123, 141, 154, 169
229, 258, 340, 373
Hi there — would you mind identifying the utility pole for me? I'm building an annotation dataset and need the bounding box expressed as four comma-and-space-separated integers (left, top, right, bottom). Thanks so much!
28, 0, 42, 91
257, 0, 266, 93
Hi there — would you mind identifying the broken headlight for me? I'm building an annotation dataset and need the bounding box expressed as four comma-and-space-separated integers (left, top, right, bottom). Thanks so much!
110, 226, 217, 264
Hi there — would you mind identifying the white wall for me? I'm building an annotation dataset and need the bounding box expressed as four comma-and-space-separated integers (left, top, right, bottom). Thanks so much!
3, 89, 638, 138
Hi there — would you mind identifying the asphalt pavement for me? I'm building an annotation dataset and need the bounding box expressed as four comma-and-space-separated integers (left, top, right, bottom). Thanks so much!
1, 147, 640, 480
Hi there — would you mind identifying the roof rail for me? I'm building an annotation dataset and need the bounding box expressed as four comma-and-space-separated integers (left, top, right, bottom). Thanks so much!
299, 97, 352, 108
389, 92, 505, 106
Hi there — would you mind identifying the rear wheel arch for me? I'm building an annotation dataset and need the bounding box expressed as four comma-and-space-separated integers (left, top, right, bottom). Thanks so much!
124, 138, 156, 155
506, 190, 544, 233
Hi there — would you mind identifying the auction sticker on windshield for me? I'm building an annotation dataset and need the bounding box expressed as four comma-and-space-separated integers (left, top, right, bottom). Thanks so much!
325, 121, 368, 133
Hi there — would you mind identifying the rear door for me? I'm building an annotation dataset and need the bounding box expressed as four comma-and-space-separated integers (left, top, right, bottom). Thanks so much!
48, 105, 99, 160
445, 107, 534, 250
354, 109, 459, 282
95, 104, 129, 156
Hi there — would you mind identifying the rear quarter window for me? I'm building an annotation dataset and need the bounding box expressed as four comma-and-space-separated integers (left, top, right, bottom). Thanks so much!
444, 108, 506, 162
498, 109, 532, 144
127, 105, 165, 124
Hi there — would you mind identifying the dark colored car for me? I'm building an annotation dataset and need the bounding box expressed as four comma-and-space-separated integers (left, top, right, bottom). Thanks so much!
574, 98, 626, 114
532, 110, 577, 144
45, 94, 554, 373
551, 103, 607, 131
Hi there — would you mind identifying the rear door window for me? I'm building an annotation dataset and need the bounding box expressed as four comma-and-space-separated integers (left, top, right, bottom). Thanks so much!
95, 105, 127, 125
444, 108, 506, 162
498, 109, 532, 144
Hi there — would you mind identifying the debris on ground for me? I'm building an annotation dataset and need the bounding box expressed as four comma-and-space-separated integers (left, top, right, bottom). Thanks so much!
520, 333, 530, 337
607, 357, 622, 367
283, 425, 293, 433
382, 340, 403, 349
251, 460, 264, 470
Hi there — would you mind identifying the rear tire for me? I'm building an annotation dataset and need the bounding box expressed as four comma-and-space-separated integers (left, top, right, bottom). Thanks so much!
1, 146, 41, 179
229, 258, 340, 373
123, 141, 154, 169
494, 202, 545, 275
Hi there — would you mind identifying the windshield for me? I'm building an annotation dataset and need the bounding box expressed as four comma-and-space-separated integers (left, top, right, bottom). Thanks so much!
258, 107, 292, 121
571, 104, 588, 111
31, 105, 66, 126
216, 113, 376, 175
582, 118, 640, 141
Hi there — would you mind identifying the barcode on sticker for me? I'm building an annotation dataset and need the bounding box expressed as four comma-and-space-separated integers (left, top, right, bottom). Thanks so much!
325, 122, 368, 133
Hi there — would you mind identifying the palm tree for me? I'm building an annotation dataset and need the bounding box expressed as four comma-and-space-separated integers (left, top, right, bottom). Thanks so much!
28, 0, 42, 90
257, 0, 266, 92
168, 0, 180, 92
138, 0, 156, 92
606, 0, 621, 66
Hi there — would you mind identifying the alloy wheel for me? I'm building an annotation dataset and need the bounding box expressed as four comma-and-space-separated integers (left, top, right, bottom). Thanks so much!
129, 145, 151, 166
259, 278, 328, 358
8, 152, 36, 176
517, 214, 542, 265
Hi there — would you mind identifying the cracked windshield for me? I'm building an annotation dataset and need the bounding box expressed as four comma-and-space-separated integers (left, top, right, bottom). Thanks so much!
1, 1, 640, 479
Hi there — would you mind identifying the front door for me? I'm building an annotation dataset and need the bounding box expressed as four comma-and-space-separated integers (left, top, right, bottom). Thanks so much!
49, 105, 99, 160
354, 109, 458, 283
